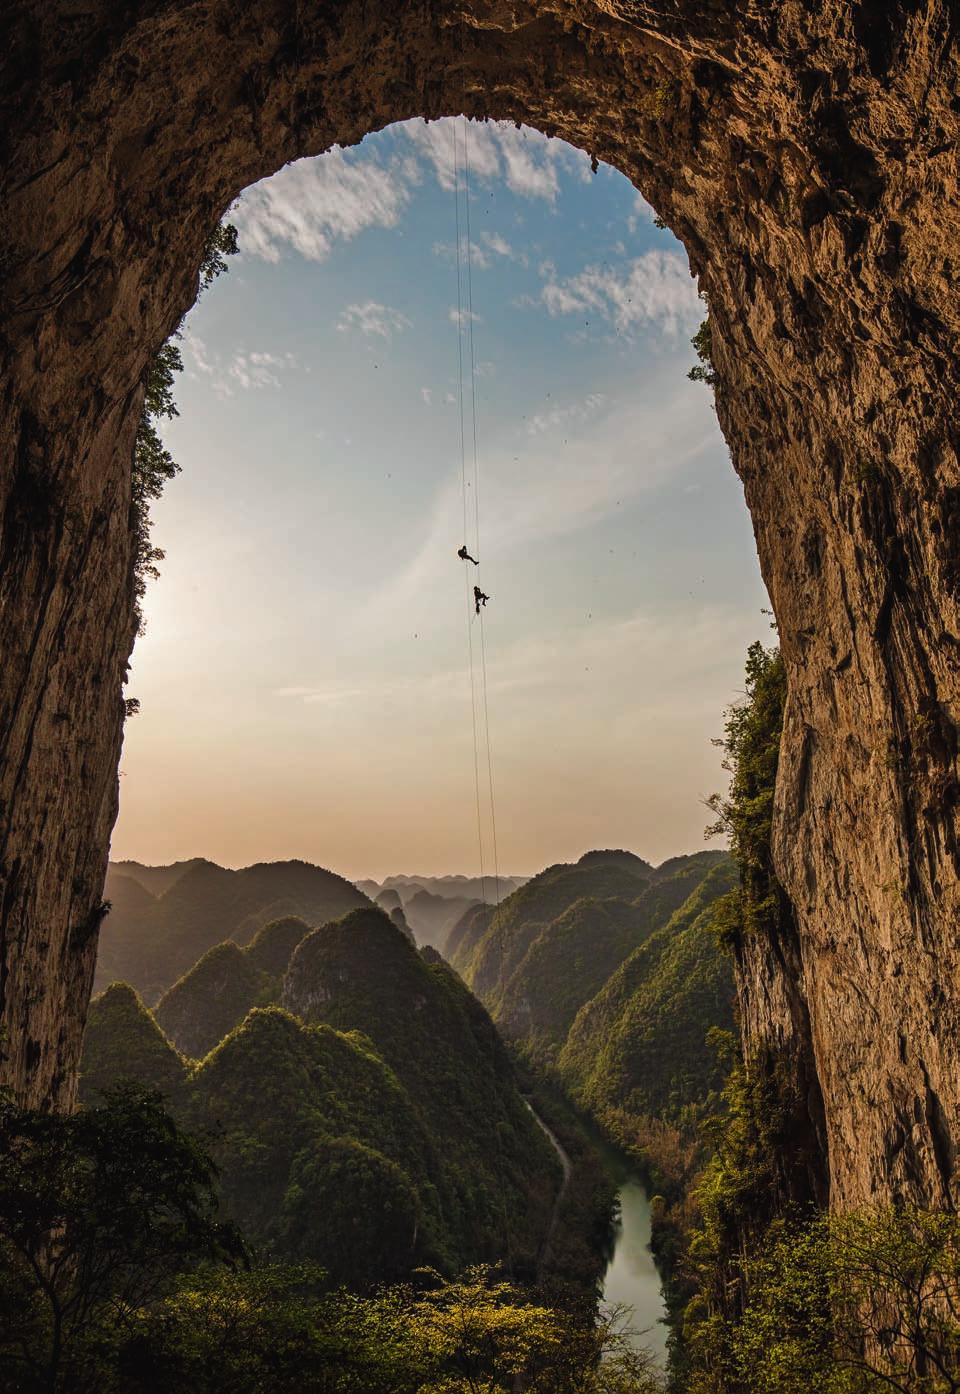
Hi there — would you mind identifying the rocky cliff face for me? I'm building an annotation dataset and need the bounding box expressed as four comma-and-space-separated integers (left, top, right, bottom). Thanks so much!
2, 1, 960, 1214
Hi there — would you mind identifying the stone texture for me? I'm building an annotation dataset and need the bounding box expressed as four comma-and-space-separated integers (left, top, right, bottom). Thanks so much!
2, 0, 960, 1215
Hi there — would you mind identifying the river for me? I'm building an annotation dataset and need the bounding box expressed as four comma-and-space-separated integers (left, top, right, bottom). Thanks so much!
525, 1103, 669, 1368
600, 1178, 670, 1369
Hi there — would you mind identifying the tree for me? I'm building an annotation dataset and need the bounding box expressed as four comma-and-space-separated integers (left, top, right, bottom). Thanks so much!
718, 1207, 960, 1394
130, 221, 237, 632
688, 317, 716, 388
0, 1084, 242, 1394
121, 1264, 665, 1394
704, 642, 787, 950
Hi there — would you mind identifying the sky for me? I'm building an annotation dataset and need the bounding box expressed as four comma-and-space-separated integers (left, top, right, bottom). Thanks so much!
110, 118, 770, 880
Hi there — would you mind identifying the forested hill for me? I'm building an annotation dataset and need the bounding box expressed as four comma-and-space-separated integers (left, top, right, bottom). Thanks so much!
558, 858, 737, 1122
451, 848, 736, 1134
450, 849, 658, 997
81, 907, 562, 1289
95, 859, 371, 1003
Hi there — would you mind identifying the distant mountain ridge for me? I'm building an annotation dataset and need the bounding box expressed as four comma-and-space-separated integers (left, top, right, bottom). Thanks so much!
357, 873, 529, 902
96, 859, 371, 1003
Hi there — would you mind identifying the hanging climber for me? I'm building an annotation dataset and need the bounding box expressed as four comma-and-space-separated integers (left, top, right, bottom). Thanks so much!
474, 585, 489, 614
458, 544, 479, 565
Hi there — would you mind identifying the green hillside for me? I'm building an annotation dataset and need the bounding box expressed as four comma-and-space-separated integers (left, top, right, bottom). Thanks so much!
80, 909, 563, 1287
282, 908, 560, 1269
452, 850, 655, 996
95, 859, 371, 1002
181, 1006, 437, 1284
445, 900, 494, 964
558, 858, 737, 1124
244, 914, 312, 976
154, 914, 315, 1057
79, 983, 187, 1104
490, 852, 728, 1060
155, 942, 265, 1058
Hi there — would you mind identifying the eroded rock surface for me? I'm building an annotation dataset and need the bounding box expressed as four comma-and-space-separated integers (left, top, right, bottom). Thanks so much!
3, 1, 960, 1214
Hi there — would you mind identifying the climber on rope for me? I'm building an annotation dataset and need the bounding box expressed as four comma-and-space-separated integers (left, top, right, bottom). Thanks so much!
474, 586, 490, 614
458, 544, 479, 565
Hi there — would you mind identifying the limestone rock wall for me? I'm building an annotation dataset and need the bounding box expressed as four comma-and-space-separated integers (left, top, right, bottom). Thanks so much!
2, 0, 960, 1213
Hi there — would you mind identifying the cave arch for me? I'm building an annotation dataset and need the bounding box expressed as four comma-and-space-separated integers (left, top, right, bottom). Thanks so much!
3, 2, 960, 1213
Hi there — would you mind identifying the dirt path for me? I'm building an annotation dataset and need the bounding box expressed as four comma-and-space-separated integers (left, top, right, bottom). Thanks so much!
524, 1101, 573, 1274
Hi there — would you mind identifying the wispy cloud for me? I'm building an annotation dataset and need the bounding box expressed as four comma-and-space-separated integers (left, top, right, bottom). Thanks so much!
526, 392, 607, 436
399, 117, 589, 203
350, 370, 717, 637
432, 238, 490, 269
482, 231, 517, 260
449, 306, 482, 329
271, 601, 757, 729
337, 301, 412, 339
182, 331, 296, 396
536, 250, 700, 338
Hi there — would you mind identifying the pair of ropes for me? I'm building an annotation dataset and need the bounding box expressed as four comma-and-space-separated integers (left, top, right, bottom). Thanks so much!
450, 113, 502, 932
451, 101, 516, 1281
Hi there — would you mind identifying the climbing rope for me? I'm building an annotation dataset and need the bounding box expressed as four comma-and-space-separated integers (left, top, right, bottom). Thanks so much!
452, 115, 488, 912
453, 97, 515, 1279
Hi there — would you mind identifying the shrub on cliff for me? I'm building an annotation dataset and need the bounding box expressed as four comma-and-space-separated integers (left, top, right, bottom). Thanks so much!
686, 1206, 960, 1394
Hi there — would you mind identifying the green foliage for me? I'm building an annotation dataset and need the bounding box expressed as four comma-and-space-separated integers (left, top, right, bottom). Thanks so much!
454, 851, 655, 999
0, 1099, 658, 1394
117, 1265, 666, 1394
155, 941, 264, 1059
684, 1044, 801, 1339
117, 1263, 665, 1394
687, 1207, 960, 1394
688, 317, 716, 388
245, 914, 311, 976
497, 853, 730, 1067
130, 222, 237, 634
79, 982, 187, 1105
0, 1084, 241, 1393
704, 643, 787, 950
86, 902, 567, 1292
559, 860, 737, 1128
281, 1136, 421, 1288
179, 1006, 437, 1273
282, 909, 561, 1276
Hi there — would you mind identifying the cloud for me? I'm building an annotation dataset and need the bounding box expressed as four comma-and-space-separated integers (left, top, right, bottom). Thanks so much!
233, 119, 595, 268
449, 306, 482, 329
234, 147, 415, 263
432, 238, 490, 269
402, 118, 502, 191
627, 191, 659, 233
181, 331, 295, 396
353, 367, 718, 635
337, 301, 412, 339
482, 231, 515, 259
402, 119, 588, 204
525, 392, 607, 436
537, 250, 700, 337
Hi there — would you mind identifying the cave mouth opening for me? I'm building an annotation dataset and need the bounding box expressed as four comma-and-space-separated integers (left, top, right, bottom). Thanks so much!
7, 0, 749, 1110
113, 114, 766, 886
7, 3, 960, 1221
